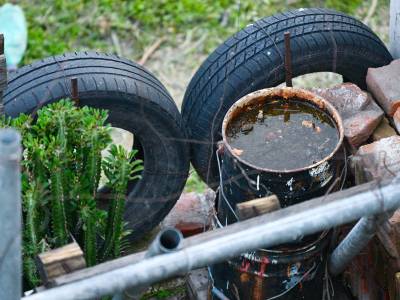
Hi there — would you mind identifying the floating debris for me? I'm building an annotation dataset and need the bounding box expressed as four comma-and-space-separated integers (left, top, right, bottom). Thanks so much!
232, 148, 244, 156
240, 124, 253, 133
226, 99, 338, 170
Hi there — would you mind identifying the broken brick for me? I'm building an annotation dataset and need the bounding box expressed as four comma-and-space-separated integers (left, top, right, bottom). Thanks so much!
311, 83, 383, 148
394, 108, 400, 133
162, 190, 215, 237
367, 59, 400, 116
355, 136, 400, 181
372, 117, 398, 141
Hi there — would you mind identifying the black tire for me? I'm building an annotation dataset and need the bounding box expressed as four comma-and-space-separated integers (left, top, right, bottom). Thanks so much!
4, 51, 190, 239
182, 8, 392, 188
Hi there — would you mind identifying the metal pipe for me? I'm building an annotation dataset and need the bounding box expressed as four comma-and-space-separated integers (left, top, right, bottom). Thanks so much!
390, 0, 400, 59
145, 227, 183, 257
329, 214, 386, 276
25, 177, 400, 300
123, 228, 183, 299
0, 129, 22, 300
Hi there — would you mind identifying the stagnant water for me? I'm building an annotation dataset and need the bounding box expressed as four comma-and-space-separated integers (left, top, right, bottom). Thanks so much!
226, 99, 339, 170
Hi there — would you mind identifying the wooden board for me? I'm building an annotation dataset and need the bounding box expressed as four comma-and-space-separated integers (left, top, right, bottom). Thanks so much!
235, 195, 281, 220
36, 242, 86, 286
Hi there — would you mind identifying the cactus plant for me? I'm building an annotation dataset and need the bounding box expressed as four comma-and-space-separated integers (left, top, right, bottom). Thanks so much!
1, 100, 142, 288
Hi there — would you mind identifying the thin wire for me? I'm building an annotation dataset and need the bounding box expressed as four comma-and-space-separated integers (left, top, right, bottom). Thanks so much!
265, 262, 318, 300
216, 149, 240, 221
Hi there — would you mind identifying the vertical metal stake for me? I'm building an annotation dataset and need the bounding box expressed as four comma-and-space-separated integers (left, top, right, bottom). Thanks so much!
71, 77, 79, 106
0, 129, 22, 300
0, 34, 4, 55
390, 0, 400, 59
284, 31, 293, 87
0, 34, 6, 116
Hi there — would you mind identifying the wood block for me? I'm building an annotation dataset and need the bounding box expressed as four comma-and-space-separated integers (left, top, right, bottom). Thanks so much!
36, 242, 86, 285
235, 195, 280, 220
372, 117, 397, 141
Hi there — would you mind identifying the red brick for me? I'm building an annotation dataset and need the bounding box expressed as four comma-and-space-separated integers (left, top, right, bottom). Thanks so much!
355, 136, 400, 180
394, 108, 400, 133
372, 117, 397, 141
311, 83, 383, 148
367, 59, 400, 116
162, 190, 215, 237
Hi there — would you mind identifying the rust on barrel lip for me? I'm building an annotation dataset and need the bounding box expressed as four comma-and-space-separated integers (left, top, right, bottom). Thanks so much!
222, 87, 345, 174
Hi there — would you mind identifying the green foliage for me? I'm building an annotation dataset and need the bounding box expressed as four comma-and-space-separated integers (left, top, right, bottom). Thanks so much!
0, 0, 367, 64
0, 100, 142, 288
184, 166, 207, 193
101, 144, 143, 260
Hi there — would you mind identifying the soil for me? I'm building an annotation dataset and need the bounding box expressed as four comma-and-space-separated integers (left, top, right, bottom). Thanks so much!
226, 99, 339, 171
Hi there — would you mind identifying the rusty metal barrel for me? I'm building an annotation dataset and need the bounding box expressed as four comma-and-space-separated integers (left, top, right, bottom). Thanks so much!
211, 87, 345, 299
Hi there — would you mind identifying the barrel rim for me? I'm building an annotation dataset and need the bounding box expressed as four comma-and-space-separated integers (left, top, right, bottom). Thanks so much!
222, 87, 344, 174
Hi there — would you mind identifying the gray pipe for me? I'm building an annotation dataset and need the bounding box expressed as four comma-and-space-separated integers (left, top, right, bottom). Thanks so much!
0, 129, 22, 300
122, 228, 183, 300
329, 213, 388, 276
24, 176, 400, 300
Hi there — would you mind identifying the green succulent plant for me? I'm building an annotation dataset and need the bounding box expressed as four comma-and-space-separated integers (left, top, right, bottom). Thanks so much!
0, 100, 142, 288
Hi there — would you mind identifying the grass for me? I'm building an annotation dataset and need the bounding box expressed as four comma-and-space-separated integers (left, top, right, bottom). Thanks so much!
1, 0, 381, 64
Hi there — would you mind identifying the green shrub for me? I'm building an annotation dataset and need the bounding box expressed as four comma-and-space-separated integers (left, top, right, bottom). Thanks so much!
1, 100, 143, 288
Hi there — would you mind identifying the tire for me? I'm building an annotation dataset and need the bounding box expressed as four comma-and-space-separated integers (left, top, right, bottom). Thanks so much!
4, 51, 190, 240
182, 8, 392, 188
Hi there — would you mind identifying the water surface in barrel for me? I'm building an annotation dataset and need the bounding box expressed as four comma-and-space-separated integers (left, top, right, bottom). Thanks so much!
226, 99, 339, 171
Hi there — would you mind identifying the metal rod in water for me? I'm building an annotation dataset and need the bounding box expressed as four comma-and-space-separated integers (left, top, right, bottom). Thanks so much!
25, 177, 400, 300
329, 213, 387, 276
284, 31, 293, 87
0, 129, 22, 300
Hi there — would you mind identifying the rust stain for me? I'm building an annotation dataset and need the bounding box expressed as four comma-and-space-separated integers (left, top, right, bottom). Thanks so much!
252, 276, 263, 300
240, 272, 250, 283
222, 87, 344, 174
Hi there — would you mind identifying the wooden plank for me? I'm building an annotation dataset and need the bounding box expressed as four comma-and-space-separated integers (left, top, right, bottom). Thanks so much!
36, 242, 86, 286
51, 251, 145, 287
235, 195, 281, 220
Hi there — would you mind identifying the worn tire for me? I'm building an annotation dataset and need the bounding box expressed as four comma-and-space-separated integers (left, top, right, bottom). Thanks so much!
182, 8, 392, 188
4, 51, 190, 239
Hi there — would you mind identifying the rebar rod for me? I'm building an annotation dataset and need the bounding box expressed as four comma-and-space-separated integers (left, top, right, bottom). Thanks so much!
0, 129, 22, 300
284, 31, 293, 87
25, 176, 400, 300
